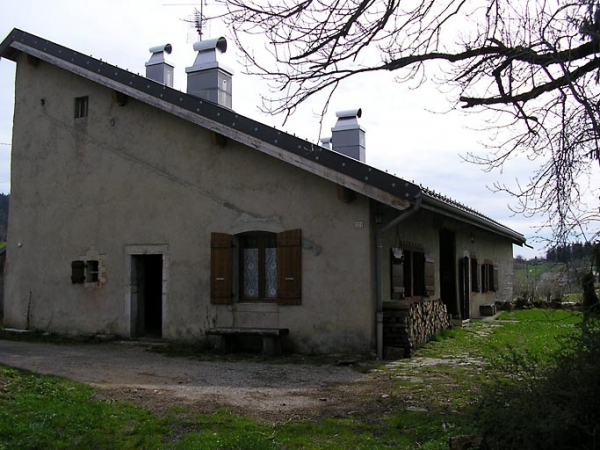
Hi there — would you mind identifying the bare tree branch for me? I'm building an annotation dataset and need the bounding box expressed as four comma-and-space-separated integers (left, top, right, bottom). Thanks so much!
218, 0, 600, 246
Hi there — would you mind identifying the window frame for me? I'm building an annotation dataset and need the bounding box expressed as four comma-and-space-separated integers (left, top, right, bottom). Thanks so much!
238, 231, 278, 302
210, 229, 302, 306
481, 261, 497, 293
390, 245, 433, 300
74, 96, 89, 119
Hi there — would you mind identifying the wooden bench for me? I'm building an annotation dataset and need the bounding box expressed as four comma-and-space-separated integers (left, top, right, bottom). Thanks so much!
206, 327, 289, 356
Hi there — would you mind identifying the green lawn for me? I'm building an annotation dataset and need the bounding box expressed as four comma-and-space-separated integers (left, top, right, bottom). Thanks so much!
0, 310, 584, 449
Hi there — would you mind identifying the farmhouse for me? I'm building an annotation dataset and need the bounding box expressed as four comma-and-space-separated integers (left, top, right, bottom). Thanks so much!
0, 29, 525, 358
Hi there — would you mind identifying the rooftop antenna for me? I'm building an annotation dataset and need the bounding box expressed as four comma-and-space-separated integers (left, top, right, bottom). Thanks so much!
163, 2, 209, 41
185, 1, 209, 41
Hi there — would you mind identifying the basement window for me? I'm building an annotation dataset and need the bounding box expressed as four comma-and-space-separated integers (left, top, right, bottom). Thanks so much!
74, 96, 89, 119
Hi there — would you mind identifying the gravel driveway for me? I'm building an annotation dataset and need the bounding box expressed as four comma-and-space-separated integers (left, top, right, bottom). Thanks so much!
0, 339, 374, 419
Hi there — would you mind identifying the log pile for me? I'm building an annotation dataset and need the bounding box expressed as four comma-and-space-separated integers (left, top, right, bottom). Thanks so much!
383, 299, 450, 358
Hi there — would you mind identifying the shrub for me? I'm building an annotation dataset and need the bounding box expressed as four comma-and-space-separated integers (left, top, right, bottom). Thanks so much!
477, 318, 600, 450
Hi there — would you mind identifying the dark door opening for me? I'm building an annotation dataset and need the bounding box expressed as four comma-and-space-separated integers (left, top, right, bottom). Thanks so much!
439, 229, 458, 317
131, 254, 163, 338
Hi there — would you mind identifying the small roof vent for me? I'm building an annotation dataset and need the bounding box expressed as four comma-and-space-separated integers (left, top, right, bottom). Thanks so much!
186, 37, 233, 108
186, 37, 228, 72
145, 43, 174, 87
331, 108, 365, 162
320, 137, 332, 149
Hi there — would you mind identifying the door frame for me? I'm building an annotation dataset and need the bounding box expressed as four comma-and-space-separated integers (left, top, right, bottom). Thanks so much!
125, 244, 169, 338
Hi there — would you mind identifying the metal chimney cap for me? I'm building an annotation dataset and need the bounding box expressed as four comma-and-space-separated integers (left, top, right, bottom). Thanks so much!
148, 43, 172, 54
336, 108, 362, 119
192, 37, 227, 54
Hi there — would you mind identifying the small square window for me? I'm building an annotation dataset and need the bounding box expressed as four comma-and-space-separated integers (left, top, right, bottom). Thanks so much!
74, 96, 89, 119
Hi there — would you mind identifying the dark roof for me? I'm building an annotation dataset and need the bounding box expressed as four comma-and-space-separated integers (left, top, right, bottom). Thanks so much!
0, 28, 526, 245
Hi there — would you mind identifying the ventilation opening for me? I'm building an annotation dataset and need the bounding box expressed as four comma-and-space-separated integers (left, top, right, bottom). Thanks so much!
74, 96, 88, 119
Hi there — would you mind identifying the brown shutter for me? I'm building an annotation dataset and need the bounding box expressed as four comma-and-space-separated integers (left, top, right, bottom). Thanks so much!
277, 229, 302, 305
71, 260, 85, 284
211, 233, 233, 304
481, 264, 488, 292
391, 248, 405, 299
470, 257, 479, 292
425, 254, 435, 296
492, 266, 499, 292
459, 256, 470, 319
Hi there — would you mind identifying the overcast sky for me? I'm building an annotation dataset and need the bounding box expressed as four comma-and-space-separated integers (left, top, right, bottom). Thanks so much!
1, 0, 597, 259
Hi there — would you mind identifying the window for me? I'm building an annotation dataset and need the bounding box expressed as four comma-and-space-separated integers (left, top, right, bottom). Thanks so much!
74, 96, 89, 119
71, 259, 100, 284
86, 260, 99, 283
390, 246, 435, 299
239, 232, 277, 300
210, 229, 302, 305
481, 261, 498, 292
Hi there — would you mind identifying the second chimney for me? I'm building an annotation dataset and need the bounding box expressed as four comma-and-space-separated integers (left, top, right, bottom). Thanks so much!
186, 37, 233, 108
331, 109, 365, 162
146, 44, 174, 87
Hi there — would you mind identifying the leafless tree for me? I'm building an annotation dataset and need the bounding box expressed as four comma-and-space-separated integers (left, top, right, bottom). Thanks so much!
218, 0, 600, 245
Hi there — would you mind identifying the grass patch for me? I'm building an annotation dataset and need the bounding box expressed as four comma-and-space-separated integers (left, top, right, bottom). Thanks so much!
0, 310, 585, 449
0, 367, 168, 450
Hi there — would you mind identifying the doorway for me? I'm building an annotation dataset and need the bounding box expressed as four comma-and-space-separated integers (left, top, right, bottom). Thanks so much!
439, 229, 458, 317
131, 254, 164, 338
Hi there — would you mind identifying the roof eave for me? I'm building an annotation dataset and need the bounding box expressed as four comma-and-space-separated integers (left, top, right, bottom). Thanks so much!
422, 193, 526, 246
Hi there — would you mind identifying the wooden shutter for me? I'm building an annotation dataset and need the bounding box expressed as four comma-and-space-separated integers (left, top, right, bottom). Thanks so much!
425, 254, 435, 296
492, 266, 499, 292
71, 260, 85, 284
277, 229, 302, 305
210, 233, 233, 304
470, 257, 479, 292
390, 248, 405, 299
459, 256, 470, 319
481, 264, 488, 292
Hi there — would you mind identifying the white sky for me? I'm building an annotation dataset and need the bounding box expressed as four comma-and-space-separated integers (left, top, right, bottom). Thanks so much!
1, 0, 596, 259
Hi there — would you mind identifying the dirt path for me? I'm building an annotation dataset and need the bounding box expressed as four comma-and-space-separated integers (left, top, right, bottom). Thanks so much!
0, 339, 386, 420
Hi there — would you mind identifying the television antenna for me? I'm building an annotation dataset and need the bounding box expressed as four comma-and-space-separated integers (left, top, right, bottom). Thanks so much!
163, 1, 211, 41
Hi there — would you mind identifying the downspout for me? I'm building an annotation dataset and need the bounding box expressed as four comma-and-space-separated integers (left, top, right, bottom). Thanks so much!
375, 193, 422, 360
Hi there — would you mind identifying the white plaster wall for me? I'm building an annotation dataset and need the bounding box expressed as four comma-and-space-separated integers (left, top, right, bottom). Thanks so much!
4, 57, 375, 354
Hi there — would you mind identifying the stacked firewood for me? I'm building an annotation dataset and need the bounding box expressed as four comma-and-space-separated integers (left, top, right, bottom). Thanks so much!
408, 299, 451, 350
383, 299, 450, 358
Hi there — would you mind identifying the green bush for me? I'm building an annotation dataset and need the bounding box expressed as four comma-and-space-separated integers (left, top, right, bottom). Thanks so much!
477, 317, 600, 450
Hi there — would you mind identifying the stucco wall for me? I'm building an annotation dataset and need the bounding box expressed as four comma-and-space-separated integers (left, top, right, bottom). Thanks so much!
4, 56, 375, 354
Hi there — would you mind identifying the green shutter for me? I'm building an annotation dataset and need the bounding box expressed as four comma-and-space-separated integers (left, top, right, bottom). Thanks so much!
210, 233, 233, 304
277, 229, 302, 305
